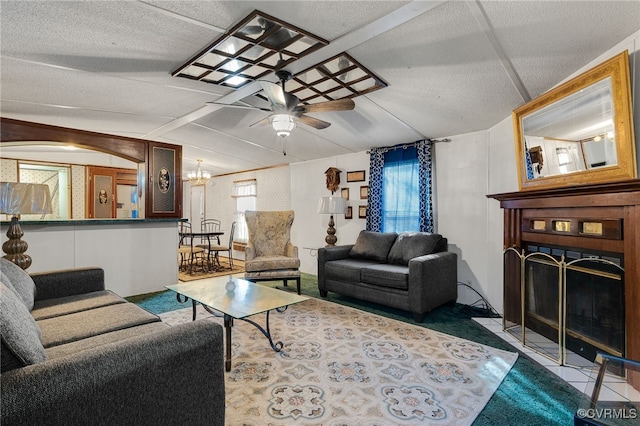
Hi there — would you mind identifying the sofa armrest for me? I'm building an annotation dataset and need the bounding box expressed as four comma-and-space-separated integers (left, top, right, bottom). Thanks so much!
318, 245, 353, 262
0, 319, 225, 426
408, 251, 458, 313
30, 267, 105, 301
317, 245, 354, 290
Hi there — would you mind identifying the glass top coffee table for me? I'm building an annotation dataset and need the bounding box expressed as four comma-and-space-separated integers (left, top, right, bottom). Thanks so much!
166, 275, 309, 371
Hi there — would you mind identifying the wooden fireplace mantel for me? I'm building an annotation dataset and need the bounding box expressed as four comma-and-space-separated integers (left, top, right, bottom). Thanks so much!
488, 180, 640, 362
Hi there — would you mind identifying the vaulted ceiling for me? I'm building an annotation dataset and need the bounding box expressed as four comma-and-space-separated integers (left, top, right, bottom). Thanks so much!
2, 1, 639, 178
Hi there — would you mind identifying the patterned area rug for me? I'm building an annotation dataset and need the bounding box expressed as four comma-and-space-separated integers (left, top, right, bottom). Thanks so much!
160, 297, 518, 425
178, 257, 244, 282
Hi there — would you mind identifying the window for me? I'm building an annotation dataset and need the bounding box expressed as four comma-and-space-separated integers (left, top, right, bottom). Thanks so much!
381, 153, 420, 232
232, 179, 256, 243
367, 140, 433, 233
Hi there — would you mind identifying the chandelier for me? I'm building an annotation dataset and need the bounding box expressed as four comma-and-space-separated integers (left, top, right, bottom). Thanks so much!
187, 160, 211, 185
270, 114, 296, 138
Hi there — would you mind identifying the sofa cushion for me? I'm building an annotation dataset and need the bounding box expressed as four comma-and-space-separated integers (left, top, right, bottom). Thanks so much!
361, 264, 410, 290
45, 322, 170, 360
388, 232, 443, 265
38, 303, 161, 348
349, 231, 398, 262
0, 282, 47, 372
324, 258, 379, 283
0, 257, 36, 310
31, 290, 126, 320
244, 256, 300, 272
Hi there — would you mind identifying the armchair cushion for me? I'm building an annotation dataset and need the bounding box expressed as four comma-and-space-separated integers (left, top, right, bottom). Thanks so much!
244, 255, 300, 272
0, 282, 47, 372
388, 232, 443, 265
349, 231, 398, 262
1, 258, 36, 310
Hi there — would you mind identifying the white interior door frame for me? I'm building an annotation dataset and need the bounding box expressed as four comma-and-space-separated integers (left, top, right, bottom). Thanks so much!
190, 184, 206, 230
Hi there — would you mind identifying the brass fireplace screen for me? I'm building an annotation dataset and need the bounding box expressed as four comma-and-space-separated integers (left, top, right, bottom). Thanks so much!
504, 247, 625, 367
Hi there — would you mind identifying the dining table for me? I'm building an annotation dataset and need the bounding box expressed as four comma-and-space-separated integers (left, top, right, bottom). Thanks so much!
179, 230, 225, 274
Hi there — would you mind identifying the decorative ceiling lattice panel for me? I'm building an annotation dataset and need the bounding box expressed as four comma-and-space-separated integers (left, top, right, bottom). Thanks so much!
172, 10, 386, 102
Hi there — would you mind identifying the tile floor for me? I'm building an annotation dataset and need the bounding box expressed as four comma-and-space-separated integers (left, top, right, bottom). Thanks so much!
473, 316, 640, 405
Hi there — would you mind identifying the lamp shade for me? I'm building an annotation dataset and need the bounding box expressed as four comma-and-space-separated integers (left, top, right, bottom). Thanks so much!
317, 196, 348, 215
0, 182, 53, 215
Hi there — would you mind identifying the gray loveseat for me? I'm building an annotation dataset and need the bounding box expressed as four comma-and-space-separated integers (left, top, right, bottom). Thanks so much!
318, 231, 457, 322
0, 258, 225, 426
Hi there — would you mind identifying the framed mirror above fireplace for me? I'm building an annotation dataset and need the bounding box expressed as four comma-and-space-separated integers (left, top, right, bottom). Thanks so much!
513, 51, 636, 191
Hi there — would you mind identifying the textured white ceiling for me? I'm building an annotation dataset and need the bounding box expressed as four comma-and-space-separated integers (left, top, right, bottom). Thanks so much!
1, 1, 639, 177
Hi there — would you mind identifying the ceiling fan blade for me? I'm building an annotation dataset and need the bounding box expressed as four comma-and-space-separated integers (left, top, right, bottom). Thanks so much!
205, 102, 271, 112
259, 81, 299, 111
299, 114, 331, 129
301, 98, 355, 113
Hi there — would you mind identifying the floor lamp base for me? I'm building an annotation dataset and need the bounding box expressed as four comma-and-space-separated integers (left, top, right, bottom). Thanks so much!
325, 214, 337, 246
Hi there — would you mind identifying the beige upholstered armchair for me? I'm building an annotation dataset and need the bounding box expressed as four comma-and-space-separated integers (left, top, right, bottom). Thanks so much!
244, 210, 301, 294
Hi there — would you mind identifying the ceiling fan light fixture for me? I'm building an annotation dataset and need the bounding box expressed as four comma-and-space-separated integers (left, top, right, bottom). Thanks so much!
270, 114, 296, 137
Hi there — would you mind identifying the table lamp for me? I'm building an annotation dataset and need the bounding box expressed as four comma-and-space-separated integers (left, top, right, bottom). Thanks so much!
0, 182, 53, 269
317, 195, 348, 246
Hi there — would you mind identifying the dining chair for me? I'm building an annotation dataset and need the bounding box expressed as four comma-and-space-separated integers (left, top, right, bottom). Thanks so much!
178, 221, 206, 273
208, 221, 236, 271
197, 218, 222, 268
199, 219, 221, 243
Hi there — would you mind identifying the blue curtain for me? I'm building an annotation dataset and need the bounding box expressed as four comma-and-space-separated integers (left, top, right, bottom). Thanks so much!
366, 140, 433, 233
524, 138, 535, 180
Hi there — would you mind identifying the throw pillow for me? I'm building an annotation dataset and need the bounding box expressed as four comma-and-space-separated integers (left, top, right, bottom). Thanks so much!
388, 232, 443, 265
0, 282, 47, 372
0, 257, 36, 310
349, 231, 398, 263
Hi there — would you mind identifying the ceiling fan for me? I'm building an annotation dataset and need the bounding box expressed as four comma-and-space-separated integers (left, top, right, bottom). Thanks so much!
208, 67, 355, 137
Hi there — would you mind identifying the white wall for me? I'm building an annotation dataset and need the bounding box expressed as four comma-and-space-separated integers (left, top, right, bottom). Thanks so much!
435, 131, 507, 312
3, 222, 179, 297
290, 153, 370, 274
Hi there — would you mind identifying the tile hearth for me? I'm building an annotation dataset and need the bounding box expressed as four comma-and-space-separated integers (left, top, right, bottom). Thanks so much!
473, 317, 640, 404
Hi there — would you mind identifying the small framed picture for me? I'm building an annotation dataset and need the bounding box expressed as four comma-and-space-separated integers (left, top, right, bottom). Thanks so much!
360, 185, 368, 199
346, 170, 366, 182
345, 206, 353, 219
341, 187, 349, 200
358, 205, 367, 219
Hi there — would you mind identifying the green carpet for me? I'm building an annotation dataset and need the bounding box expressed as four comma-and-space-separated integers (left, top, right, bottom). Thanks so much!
127, 273, 582, 425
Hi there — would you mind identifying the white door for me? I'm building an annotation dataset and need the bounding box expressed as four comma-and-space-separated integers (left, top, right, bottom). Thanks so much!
190, 184, 206, 231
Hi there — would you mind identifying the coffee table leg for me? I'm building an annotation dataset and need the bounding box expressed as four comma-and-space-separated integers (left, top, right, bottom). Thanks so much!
239, 310, 284, 352
224, 314, 232, 372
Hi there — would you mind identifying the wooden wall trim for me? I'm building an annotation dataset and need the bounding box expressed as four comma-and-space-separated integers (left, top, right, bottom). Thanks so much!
1, 117, 146, 163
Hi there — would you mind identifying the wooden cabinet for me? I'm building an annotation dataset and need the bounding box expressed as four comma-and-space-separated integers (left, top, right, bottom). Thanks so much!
87, 166, 137, 218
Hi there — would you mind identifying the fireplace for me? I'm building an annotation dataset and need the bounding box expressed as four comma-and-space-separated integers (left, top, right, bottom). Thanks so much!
489, 181, 640, 373
505, 245, 625, 366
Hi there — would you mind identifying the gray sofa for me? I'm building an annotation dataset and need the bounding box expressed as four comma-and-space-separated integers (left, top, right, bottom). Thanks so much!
0, 258, 225, 426
318, 231, 457, 322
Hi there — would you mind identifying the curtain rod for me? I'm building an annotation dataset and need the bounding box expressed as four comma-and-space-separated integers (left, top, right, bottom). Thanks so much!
366, 138, 451, 154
